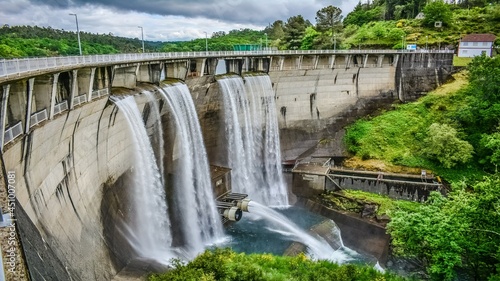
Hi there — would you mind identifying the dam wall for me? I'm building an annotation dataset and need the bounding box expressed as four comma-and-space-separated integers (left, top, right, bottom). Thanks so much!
1, 92, 156, 280
0, 51, 454, 280
270, 52, 453, 161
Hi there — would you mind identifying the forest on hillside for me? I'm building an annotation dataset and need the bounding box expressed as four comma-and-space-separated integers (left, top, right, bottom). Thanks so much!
1, 0, 499, 58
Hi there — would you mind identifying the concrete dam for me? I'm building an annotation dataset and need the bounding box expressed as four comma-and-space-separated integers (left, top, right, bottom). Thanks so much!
0, 50, 453, 280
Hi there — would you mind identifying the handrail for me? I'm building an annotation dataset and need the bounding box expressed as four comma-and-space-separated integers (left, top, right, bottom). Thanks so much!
4, 121, 23, 145
29, 108, 48, 128
54, 100, 68, 115
0, 49, 454, 80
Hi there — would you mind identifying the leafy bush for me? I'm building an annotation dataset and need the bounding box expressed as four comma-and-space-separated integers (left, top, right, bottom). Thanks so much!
388, 176, 500, 280
421, 123, 473, 168
422, 1, 453, 27
149, 248, 407, 281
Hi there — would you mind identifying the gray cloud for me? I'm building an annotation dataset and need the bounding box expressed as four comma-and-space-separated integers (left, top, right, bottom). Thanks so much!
27, 0, 355, 26
0, 0, 358, 41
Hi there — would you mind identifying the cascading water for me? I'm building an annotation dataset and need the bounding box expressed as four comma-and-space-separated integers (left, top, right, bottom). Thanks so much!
158, 82, 225, 258
143, 90, 165, 186
218, 75, 287, 206
246, 201, 350, 262
244, 75, 288, 205
112, 96, 173, 263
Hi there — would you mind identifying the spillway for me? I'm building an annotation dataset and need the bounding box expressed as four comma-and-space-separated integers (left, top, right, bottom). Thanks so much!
218, 75, 288, 206
158, 82, 225, 259
111, 95, 174, 263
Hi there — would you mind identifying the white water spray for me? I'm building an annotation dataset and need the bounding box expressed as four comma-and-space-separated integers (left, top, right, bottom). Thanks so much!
218, 75, 287, 206
158, 83, 225, 258
112, 96, 173, 263
247, 201, 350, 262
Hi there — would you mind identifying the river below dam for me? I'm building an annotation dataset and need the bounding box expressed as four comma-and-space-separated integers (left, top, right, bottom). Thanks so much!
221, 203, 377, 267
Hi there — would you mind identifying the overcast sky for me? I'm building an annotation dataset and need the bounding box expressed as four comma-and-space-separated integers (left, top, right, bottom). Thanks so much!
0, 0, 358, 41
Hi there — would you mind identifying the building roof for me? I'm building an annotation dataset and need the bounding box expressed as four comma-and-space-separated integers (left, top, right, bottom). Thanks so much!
461, 33, 496, 42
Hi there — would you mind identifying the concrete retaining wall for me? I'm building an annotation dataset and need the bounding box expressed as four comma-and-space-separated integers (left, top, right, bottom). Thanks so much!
295, 198, 390, 264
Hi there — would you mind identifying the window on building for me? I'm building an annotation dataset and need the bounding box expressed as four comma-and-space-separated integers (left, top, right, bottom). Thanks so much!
462, 50, 468, 54
463, 42, 469, 46
473, 42, 478, 46
483, 42, 488, 46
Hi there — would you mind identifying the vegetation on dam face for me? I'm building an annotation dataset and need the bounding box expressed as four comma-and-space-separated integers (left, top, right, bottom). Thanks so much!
344, 55, 500, 280
149, 248, 406, 281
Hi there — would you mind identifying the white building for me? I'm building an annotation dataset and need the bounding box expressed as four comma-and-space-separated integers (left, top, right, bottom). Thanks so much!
458, 33, 496, 57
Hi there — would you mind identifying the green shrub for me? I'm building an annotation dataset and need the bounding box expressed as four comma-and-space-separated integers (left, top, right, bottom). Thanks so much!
421, 123, 473, 168
149, 249, 407, 281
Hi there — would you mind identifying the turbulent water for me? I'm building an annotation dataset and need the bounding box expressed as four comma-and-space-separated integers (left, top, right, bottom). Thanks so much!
112, 96, 173, 263
218, 75, 288, 206
158, 83, 225, 258
246, 201, 351, 262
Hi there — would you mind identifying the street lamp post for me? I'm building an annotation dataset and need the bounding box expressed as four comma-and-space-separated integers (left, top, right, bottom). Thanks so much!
264, 33, 268, 50
426, 35, 428, 50
401, 35, 405, 52
69, 13, 82, 55
204, 32, 208, 52
138, 26, 144, 53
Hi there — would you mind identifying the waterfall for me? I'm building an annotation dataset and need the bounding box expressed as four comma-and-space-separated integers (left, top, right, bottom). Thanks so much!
158, 82, 225, 258
247, 202, 349, 262
143, 91, 165, 186
112, 96, 173, 263
218, 75, 287, 206
245, 75, 288, 205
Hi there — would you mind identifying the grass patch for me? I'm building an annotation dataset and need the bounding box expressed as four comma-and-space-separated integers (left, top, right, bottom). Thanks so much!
338, 190, 419, 216
343, 71, 488, 184
453, 55, 473, 67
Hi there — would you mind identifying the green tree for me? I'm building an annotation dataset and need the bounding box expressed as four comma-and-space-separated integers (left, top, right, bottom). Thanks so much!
315, 5, 343, 33
421, 123, 473, 168
300, 26, 319, 50
454, 55, 500, 171
264, 20, 285, 40
344, 2, 385, 26
283, 15, 311, 50
479, 132, 500, 172
388, 192, 469, 280
422, 0, 453, 27
388, 177, 500, 280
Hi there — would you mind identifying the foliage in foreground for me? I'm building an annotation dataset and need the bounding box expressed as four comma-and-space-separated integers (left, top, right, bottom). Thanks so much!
388, 177, 500, 280
149, 248, 406, 281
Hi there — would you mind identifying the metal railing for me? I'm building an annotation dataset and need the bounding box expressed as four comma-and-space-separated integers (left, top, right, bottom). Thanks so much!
4, 121, 22, 145
29, 108, 48, 128
73, 94, 87, 107
91, 88, 109, 100
0, 49, 454, 81
54, 100, 68, 115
